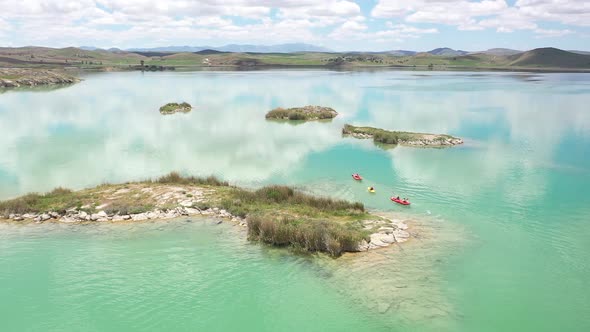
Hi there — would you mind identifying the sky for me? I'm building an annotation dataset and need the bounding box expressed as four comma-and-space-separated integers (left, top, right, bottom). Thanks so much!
0, 0, 589, 51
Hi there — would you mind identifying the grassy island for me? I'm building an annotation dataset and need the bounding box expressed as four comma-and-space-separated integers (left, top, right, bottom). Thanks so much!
265, 105, 338, 121
342, 124, 463, 147
0, 173, 408, 256
159, 102, 192, 114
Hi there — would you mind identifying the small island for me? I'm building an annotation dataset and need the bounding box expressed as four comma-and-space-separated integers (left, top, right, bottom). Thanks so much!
0, 173, 409, 256
265, 105, 338, 121
0, 68, 80, 88
342, 124, 464, 147
159, 102, 192, 115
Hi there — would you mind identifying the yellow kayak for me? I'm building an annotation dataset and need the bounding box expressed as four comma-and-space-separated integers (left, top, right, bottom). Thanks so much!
367, 187, 376, 193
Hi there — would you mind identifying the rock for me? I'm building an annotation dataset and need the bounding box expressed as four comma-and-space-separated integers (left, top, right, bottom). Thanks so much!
146, 212, 159, 219
9, 214, 16, 219
179, 200, 193, 207
378, 302, 392, 314
96, 211, 108, 218
90, 214, 100, 221
369, 233, 393, 247
131, 213, 148, 221
40, 213, 51, 221
49, 211, 60, 219
184, 207, 200, 215
22, 213, 36, 219
60, 216, 78, 223
13, 216, 24, 221
392, 230, 410, 242
355, 239, 370, 251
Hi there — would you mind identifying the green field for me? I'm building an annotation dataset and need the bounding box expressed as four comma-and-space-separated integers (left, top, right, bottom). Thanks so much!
1, 46, 589, 71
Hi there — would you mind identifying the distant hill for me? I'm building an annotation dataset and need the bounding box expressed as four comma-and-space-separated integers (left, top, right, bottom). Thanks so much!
507, 47, 590, 68
194, 49, 228, 55
427, 48, 469, 56
385, 50, 416, 56
478, 48, 522, 56
569, 50, 590, 55
127, 43, 331, 53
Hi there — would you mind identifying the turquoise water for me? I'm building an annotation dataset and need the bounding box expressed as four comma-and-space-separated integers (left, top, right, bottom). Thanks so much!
0, 70, 589, 331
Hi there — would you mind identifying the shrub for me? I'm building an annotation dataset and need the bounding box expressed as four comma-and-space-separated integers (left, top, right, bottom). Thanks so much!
154, 172, 229, 187
247, 215, 367, 256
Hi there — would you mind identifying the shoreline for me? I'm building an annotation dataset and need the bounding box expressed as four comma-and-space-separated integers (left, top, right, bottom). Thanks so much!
0, 175, 411, 256
0, 68, 80, 87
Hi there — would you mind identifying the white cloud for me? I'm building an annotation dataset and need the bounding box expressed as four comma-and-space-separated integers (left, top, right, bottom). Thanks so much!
534, 28, 573, 38
372, 0, 586, 35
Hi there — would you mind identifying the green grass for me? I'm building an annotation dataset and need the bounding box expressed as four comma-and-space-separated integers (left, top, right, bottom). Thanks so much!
0, 173, 370, 256
342, 124, 455, 145
265, 106, 337, 120
0, 187, 82, 215
159, 102, 192, 114
247, 215, 368, 256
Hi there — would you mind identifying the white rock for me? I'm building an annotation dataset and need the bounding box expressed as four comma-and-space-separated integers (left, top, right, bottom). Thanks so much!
184, 207, 200, 215
13, 216, 24, 221
22, 213, 36, 219
40, 213, 51, 221
97, 211, 108, 218
146, 212, 159, 219
132, 213, 148, 221
49, 211, 60, 218
90, 214, 100, 221
179, 200, 193, 207
60, 216, 77, 223
356, 239, 370, 251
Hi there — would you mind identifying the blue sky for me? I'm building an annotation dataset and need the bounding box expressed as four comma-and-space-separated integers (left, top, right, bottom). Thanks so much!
0, 0, 589, 51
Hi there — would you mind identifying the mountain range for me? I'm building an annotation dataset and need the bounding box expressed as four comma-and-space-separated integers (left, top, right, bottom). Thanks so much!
77, 44, 590, 57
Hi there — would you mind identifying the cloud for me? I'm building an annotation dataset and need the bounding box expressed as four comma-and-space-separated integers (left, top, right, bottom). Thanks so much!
534, 28, 574, 38
372, 0, 585, 35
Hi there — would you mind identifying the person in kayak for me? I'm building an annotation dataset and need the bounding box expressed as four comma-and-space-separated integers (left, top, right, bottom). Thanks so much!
396, 196, 400, 200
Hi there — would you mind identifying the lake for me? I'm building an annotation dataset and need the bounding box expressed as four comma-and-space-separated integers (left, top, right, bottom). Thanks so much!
0, 70, 589, 331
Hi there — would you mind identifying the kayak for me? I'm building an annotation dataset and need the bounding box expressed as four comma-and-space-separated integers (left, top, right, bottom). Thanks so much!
390, 197, 411, 205
368, 187, 375, 193
352, 174, 363, 181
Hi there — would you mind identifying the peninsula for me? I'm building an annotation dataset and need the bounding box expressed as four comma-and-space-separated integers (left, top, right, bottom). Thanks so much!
159, 102, 192, 114
0, 173, 409, 256
342, 124, 463, 147
265, 105, 338, 121
0, 68, 80, 87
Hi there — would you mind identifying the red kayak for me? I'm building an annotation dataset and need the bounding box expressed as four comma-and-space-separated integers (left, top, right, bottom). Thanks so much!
352, 174, 363, 181
391, 197, 411, 206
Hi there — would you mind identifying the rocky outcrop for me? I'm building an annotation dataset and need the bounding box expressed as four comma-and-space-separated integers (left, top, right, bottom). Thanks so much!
0, 68, 80, 87
4, 206, 245, 225
265, 105, 338, 120
355, 218, 411, 251
159, 102, 192, 115
343, 124, 463, 147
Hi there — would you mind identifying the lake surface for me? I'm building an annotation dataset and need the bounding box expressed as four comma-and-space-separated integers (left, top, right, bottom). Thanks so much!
0, 70, 589, 331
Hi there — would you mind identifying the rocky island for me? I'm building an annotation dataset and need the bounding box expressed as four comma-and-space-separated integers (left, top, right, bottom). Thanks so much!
265, 105, 338, 121
342, 124, 463, 147
0, 173, 409, 256
159, 102, 192, 114
0, 68, 80, 87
